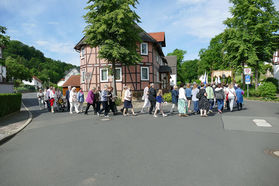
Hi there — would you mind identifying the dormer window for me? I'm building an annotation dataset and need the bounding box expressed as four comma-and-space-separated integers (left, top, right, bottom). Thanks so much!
140, 43, 148, 55
81, 47, 85, 58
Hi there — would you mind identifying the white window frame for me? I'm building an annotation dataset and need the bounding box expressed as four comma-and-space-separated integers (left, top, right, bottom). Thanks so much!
100, 68, 108, 82
141, 67, 149, 81
140, 43, 148, 55
115, 67, 122, 82
81, 71, 85, 83
81, 47, 85, 59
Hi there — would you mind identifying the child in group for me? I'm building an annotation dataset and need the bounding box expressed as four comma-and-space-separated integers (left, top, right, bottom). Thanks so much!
154, 89, 167, 118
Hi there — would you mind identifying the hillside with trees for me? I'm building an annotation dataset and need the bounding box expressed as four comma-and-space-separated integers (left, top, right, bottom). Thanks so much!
0, 34, 77, 86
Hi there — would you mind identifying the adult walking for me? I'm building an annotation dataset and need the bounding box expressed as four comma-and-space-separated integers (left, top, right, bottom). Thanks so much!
77, 88, 85, 113
69, 87, 79, 114
235, 84, 244, 111
148, 83, 156, 114
191, 83, 199, 114
170, 86, 178, 113
227, 84, 237, 112
206, 84, 214, 113
45, 87, 51, 112
215, 83, 225, 113
37, 89, 44, 110
98, 85, 109, 117
141, 85, 150, 113
185, 83, 192, 112
108, 87, 117, 115
84, 88, 96, 115
66, 86, 71, 111
121, 86, 127, 113
178, 83, 188, 117
196, 85, 209, 117
123, 85, 136, 116
94, 87, 101, 114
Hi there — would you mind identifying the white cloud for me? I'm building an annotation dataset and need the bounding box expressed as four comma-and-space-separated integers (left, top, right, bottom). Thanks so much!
35, 40, 75, 54
177, 0, 207, 5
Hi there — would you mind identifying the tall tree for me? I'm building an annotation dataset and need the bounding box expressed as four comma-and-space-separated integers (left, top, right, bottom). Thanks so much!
167, 49, 187, 82
223, 0, 279, 89
0, 26, 10, 64
181, 59, 199, 83
5, 56, 32, 81
83, 0, 142, 95
198, 33, 228, 77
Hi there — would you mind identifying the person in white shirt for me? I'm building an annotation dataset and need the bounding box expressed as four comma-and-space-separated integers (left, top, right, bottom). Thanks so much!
178, 83, 188, 117
141, 85, 150, 113
69, 87, 79, 114
123, 85, 136, 116
227, 84, 237, 112
49, 87, 56, 113
37, 89, 44, 110
191, 83, 200, 114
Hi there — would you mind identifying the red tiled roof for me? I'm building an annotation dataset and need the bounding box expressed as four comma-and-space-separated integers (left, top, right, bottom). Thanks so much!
33, 76, 42, 83
148, 32, 165, 42
62, 75, 80, 87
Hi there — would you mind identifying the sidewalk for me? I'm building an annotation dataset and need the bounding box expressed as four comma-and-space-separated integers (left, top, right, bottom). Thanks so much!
0, 103, 32, 143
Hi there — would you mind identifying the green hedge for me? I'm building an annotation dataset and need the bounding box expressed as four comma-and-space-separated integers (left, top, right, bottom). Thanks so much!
0, 93, 22, 117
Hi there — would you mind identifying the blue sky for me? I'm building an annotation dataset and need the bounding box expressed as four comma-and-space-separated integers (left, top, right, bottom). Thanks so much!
0, 0, 278, 66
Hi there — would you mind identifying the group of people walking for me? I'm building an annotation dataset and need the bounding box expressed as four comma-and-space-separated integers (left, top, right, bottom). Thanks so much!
166, 82, 244, 117
37, 82, 244, 118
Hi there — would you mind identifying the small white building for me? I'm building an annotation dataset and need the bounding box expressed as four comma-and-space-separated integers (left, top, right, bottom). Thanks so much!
273, 50, 279, 83
22, 76, 42, 89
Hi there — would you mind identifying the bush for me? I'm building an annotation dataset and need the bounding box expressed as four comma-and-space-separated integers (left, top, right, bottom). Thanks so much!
258, 82, 277, 99
163, 92, 172, 103
15, 85, 36, 93
249, 89, 261, 97
115, 97, 122, 106
0, 93, 22, 117
263, 77, 279, 92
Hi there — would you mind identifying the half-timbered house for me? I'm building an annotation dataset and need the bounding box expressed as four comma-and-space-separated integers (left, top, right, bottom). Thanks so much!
74, 30, 172, 96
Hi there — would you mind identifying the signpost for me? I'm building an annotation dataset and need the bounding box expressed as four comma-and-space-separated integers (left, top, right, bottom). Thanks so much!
245, 75, 251, 97
244, 68, 251, 75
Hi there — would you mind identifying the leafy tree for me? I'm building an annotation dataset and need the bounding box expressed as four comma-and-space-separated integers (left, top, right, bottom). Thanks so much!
5, 56, 32, 81
198, 33, 227, 76
83, 0, 142, 95
2, 39, 77, 85
223, 0, 279, 89
167, 49, 187, 82
181, 59, 199, 83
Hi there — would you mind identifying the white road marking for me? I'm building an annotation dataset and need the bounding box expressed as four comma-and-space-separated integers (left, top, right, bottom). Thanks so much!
273, 151, 279, 157
101, 118, 110, 121
253, 119, 272, 127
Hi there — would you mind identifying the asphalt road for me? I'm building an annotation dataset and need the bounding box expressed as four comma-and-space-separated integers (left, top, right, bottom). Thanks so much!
0, 93, 279, 186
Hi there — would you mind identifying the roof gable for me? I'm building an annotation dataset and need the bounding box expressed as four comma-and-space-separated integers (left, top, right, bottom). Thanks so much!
148, 32, 166, 47
62, 75, 80, 87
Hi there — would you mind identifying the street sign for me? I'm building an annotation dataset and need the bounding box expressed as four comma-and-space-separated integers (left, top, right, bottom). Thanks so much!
245, 75, 251, 84
244, 68, 251, 75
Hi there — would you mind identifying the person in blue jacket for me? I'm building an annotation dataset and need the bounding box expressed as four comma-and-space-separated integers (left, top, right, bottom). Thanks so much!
235, 84, 244, 110
170, 86, 178, 113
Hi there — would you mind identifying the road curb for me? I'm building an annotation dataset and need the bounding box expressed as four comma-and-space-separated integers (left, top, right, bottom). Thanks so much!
0, 102, 33, 143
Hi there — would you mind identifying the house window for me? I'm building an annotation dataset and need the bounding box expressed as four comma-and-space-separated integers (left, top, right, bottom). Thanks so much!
141, 67, 149, 81
157, 72, 160, 82
81, 47, 85, 58
115, 67, 122, 81
81, 71, 85, 83
100, 68, 108, 82
140, 43, 148, 55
